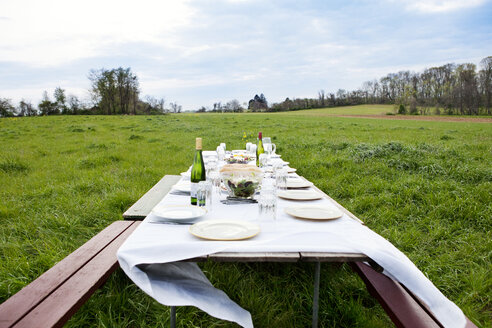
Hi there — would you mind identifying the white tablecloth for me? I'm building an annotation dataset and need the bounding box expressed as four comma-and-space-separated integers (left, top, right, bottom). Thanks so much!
117, 175, 466, 328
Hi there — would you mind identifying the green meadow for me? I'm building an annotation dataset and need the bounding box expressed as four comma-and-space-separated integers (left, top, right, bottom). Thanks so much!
1, 108, 491, 327
283, 104, 394, 116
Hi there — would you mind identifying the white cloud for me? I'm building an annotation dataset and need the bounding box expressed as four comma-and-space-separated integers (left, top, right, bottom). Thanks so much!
0, 0, 195, 66
1, 0, 491, 109
402, 0, 487, 13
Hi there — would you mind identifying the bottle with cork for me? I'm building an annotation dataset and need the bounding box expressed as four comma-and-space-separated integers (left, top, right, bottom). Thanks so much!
190, 137, 206, 205
256, 132, 264, 166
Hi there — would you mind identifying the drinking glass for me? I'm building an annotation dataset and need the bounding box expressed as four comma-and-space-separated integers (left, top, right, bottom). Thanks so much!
258, 183, 277, 221
208, 170, 222, 201
250, 144, 257, 158
220, 143, 226, 151
206, 160, 217, 177
275, 168, 288, 190
264, 143, 273, 158
217, 146, 225, 161
272, 160, 284, 177
259, 153, 268, 168
197, 180, 213, 210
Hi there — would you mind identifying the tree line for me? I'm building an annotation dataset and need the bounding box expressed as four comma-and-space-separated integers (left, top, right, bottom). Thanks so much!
0, 67, 177, 117
1, 56, 491, 117
195, 94, 268, 113
267, 56, 492, 115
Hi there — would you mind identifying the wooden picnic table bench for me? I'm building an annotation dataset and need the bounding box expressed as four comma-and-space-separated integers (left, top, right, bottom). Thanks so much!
0, 220, 140, 328
0, 174, 477, 328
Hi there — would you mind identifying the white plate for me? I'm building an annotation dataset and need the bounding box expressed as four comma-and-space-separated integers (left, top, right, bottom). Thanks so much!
284, 205, 343, 220
277, 189, 323, 201
189, 220, 260, 241
286, 178, 312, 188
172, 181, 191, 193
151, 205, 207, 223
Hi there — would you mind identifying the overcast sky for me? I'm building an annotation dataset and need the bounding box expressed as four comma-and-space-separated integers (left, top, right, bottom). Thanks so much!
1, 0, 491, 111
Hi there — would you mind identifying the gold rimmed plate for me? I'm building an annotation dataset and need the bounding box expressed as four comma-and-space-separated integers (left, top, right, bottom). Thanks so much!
277, 189, 323, 201
151, 205, 207, 223
172, 181, 191, 193
189, 220, 260, 241
284, 205, 343, 220
286, 178, 312, 189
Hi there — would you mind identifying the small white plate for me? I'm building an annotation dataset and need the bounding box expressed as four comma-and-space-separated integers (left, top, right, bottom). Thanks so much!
284, 205, 343, 220
286, 178, 312, 189
189, 220, 260, 240
277, 189, 323, 201
151, 205, 206, 223
172, 181, 191, 193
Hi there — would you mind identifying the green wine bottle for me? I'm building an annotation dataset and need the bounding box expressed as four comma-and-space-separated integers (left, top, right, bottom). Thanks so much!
256, 132, 264, 166
191, 137, 206, 205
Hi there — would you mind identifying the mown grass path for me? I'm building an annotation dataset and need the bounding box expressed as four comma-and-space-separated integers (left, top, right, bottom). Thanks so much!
1, 113, 490, 327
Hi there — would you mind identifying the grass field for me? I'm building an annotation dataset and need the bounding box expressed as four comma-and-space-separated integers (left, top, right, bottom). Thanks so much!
283, 104, 394, 116
284, 104, 492, 119
1, 110, 491, 327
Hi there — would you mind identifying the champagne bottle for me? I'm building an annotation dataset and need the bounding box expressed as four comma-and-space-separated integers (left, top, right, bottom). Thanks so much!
191, 137, 206, 205
256, 132, 264, 166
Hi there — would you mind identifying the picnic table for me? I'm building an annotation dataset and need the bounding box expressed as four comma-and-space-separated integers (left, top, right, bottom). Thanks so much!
118, 151, 472, 328
121, 174, 370, 327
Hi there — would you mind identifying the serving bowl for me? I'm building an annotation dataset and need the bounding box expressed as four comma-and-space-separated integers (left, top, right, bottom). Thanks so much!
220, 164, 263, 199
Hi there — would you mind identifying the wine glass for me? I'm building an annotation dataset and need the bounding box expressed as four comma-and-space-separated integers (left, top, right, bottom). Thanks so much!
263, 137, 276, 156
264, 143, 273, 159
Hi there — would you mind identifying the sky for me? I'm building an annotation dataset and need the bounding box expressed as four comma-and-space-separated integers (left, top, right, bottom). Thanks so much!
1, 0, 491, 111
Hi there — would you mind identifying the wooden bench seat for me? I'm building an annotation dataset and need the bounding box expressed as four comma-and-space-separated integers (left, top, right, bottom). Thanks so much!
350, 262, 477, 328
0, 220, 140, 328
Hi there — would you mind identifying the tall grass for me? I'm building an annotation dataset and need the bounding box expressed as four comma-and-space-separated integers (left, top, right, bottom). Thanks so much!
0, 113, 490, 327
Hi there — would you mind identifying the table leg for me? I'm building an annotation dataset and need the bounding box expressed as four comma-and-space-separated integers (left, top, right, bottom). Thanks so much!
312, 262, 321, 328
170, 306, 176, 328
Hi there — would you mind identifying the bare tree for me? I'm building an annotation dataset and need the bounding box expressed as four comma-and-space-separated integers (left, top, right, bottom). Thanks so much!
479, 56, 492, 114
318, 90, 326, 107
225, 99, 243, 112
17, 100, 36, 116
67, 95, 80, 114
170, 102, 182, 113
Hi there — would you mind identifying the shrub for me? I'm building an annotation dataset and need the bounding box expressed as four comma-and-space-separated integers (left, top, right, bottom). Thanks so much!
398, 104, 406, 114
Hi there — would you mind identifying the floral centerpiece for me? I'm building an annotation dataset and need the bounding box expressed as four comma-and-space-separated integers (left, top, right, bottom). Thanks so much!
225, 153, 254, 164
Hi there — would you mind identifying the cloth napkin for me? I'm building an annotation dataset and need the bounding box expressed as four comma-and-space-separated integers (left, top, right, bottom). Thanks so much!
117, 178, 466, 328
